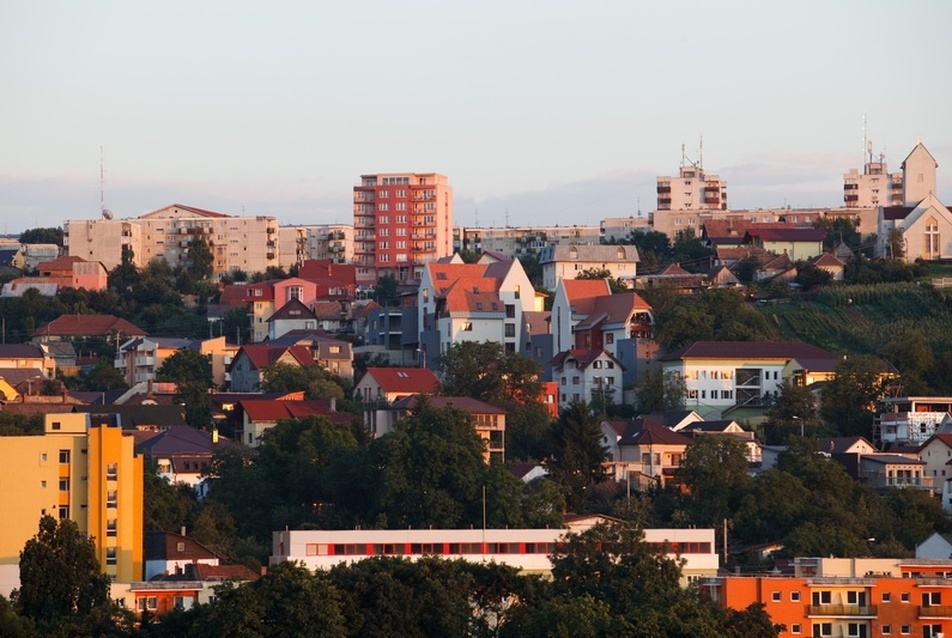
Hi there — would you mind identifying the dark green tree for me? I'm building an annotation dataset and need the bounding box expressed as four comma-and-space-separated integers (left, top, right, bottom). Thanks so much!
155, 348, 215, 428
820, 354, 887, 438
186, 235, 214, 283
636, 366, 687, 412
545, 401, 607, 511
260, 361, 349, 401
18, 227, 64, 246
575, 267, 629, 294
374, 274, 399, 307
12, 515, 111, 625
676, 435, 751, 527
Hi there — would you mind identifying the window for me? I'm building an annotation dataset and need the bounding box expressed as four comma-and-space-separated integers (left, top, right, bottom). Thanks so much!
881, 593, 891, 603
900, 626, 910, 636
881, 626, 891, 636
812, 623, 832, 637
59, 450, 70, 464
107, 490, 118, 508
59, 478, 69, 491
923, 624, 942, 638
771, 591, 781, 602
505, 304, 515, 318
106, 463, 117, 480
138, 597, 158, 612
107, 519, 117, 537
605, 333, 614, 344
812, 591, 832, 606
922, 592, 941, 606
572, 376, 580, 385
58, 505, 69, 520
901, 593, 910, 603
462, 322, 473, 331
791, 625, 801, 635
106, 547, 117, 566
174, 596, 193, 610
847, 623, 865, 637
791, 591, 801, 602
505, 324, 516, 338
51, 421, 61, 430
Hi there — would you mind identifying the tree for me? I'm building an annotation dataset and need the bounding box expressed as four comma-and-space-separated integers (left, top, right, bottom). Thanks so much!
260, 361, 348, 401
794, 262, 833, 290
763, 379, 821, 443
576, 267, 628, 294
676, 435, 751, 527
18, 227, 64, 246
374, 274, 399, 307
13, 515, 111, 624
186, 235, 214, 283
671, 228, 712, 273
545, 401, 607, 511
636, 366, 686, 412
820, 354, 887, 438
886, 227, 905, 261
156, 348, 215, 428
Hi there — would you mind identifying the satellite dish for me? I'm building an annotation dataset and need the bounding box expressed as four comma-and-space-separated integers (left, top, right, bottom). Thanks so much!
102, 208, 114, 220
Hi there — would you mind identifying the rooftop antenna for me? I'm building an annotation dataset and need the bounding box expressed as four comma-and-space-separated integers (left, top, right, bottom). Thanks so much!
100, 146, 113, 220
699, 134, 704, 169
681, 143, 686, 168
863, 114, 868, 165
505, 208, 510, 228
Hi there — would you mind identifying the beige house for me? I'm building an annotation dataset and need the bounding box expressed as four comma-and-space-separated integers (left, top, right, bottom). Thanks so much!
539, 244, 639, 290
66, 204, 279, 279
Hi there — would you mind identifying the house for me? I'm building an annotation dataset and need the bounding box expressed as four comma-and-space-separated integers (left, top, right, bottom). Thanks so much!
659, 341, 840, 418
354, 367, 440, 436
0, 343, 56, 378
876, 396, 952, 448
916, 532, 952, 560
267, 331, 354, 378
550, 349, 625, 409
417, 257, 538, 363
114, 336, 236, 388
633, 263, 707, 293
550, 279, 612, 356
388, 395, 506, 463
919, 434, 952, 511
33, 314, 146, 342
134, 426, 229, 492
144, 531, 225, 581
858, 454, 930, 492
37, 255, 109, 291
742, 227, 826, 261
0, 247, 26, 277
678, 420, 760, 464
538, 244, 639, 290
266, 298, 320, 340
810, 252, 846, 281
228, 344, 315, 392
613, 418, 694, 486
1, 278, 62, 297
236, 398, 353, 447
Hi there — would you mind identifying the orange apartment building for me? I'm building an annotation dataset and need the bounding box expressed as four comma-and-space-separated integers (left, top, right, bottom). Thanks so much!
708, 557, 952, 638
353, 173, 453, 285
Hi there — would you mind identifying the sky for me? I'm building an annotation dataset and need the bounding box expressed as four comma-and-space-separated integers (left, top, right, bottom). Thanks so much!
2, 0, 951, 235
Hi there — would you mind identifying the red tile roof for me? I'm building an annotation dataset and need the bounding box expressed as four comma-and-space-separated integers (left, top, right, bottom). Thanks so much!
239, 399, 352, 425
34, 314, 146, 338
363, 367, 440, 394
37, 255, 84, 273
236, 345, 315, 371
575, 292, 652, 330
219, 285, 251, 307
438, 277, 503, 313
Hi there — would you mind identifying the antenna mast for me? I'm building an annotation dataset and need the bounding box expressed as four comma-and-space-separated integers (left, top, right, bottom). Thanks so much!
699, 134, 704, 169
100, 146, 105, 215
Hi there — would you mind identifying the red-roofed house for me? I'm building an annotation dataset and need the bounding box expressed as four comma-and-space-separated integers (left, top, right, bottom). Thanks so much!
228, 344, 315, 392
610, 417, 694, 486
38, 255, 109, 291
920, 434, 952, 509
237, 398, 353, 446
33, 314, 146, 342
354, 367, 440, 436
417, 258, 539, 366
550, 348, 625, 409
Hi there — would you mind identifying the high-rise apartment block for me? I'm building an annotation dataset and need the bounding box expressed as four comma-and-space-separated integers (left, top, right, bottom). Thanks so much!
66, 204, 280, 280
278, 224, 354, 270
843, 155, 903, 208
656, 163, 727, 212
353, 173, 453, 285
0, 413, 144, 596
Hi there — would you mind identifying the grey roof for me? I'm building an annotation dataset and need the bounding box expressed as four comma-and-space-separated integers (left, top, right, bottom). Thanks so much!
539, 244, 639, 264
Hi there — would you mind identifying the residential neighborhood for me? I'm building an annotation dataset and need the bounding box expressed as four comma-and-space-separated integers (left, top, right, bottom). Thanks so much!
1, 140, 952, 636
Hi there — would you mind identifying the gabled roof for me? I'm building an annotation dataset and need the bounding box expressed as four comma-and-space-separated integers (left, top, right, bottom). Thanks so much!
239, 399, 352, 425
619, 419, 693, 447
37, 255, 84, 272
762, 252, 794, 270
437, 276, 503, 314
140, 203, 231, 219
234, 344, 315, 371
539, 244, 639, 263
550, 348, 625, 372
390, 395, 507, 414
561, 279, 611, 302
660, 341, 836, 363
71, 404, 188, 428
311, 300, 348, 321
745, 228, 827, 242
145, 531, 224, 562
901, 142, 938, 170
218, 285, 250, 307
816, 436, 876, 454
0, 344, 48, 359
811, 252, 844, 268
575, 292, 652, 331
267, 298, 317, 323
920, 433, 952, 452
135, 425, 229, 457
882, 205, 916, 221
34, 314, 146, 338
361, 367, 440, 394
861, 454, 925, 465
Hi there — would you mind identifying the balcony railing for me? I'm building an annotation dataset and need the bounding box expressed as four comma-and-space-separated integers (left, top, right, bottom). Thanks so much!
807, 604, 876, 617
919, 605, 952, 618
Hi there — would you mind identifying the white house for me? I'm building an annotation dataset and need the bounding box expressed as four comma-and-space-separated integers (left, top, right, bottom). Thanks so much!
539, 244, 639, 290
550, 348, 625, 408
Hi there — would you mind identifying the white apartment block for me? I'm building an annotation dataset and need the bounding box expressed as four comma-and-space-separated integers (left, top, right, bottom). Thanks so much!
278, 224, 353, 270
539, 244, 639, 290
656, 161, 727, 212
66, 204, 279, 279
843, 157, 903, 209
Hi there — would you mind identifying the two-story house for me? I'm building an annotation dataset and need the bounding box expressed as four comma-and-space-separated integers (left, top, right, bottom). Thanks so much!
354, 367, 440, 436
388, 395, 507, 463
539, 244, 639, 290
228, 344, 315, 392
550, 349, 625, 409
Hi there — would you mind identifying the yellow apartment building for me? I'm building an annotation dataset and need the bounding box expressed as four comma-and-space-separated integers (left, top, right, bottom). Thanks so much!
0, 413, 144, 596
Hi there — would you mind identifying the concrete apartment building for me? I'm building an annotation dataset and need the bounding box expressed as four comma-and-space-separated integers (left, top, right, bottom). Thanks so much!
353, 173, 453, 285
453, 225, 602, 260
278, 224, 353, 270
539, 244, 639, 290
66, 204, 280, 279
0, 413, 144, 596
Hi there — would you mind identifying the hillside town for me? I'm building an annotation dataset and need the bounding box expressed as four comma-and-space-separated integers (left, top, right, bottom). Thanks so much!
3, 141, 952, 636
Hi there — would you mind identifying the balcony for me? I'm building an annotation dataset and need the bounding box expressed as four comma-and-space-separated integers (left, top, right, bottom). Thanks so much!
807, 605, 876, 617
919, 605, 952, 618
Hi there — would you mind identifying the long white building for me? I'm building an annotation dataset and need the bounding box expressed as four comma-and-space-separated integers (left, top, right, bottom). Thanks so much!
271, 527, 718, 583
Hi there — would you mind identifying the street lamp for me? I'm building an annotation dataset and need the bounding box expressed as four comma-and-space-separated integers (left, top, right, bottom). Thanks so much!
792, 415, 803, 437
416, 348, 426, 369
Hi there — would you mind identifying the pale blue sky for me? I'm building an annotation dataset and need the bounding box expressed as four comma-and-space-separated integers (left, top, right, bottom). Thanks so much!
1, 0, 950, 234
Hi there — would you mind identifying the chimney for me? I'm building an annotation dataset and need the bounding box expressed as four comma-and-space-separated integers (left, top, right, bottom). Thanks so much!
181, 526, 187, 537
329, 397, 337, 413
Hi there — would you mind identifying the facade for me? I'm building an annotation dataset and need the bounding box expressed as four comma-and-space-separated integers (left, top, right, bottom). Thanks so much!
272, 527, 718, 583
919, 435, 952, 511
354, 367, 440, 436
353, 173, 453, 284
656, 160, 727, 212
743, 227, 828, 261
114, 336, 235, 388
0, 343, 56, 379
0, 413, 144, 596
453, 225, 602, 260
660, 341, 839, 417
601, 216, 652, 244
550, 348, 626, 408
538, 244, 639, 290
278, 224, 353, 269
65, 204, 280, 278
388, 395, 506, 463
708, 556, 952, 638
876, 397, 952, 448
843, 155, 903, 209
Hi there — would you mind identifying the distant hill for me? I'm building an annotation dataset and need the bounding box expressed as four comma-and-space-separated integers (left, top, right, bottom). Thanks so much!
755, 282, 952, 357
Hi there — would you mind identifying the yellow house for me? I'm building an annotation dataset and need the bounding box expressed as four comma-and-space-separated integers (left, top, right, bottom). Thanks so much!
0, 413, 144, 596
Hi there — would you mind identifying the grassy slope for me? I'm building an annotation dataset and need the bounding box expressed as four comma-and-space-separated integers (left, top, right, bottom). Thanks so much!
755, 282, 952, 356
